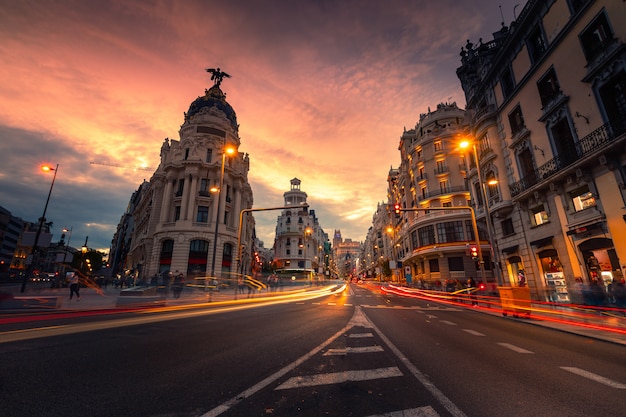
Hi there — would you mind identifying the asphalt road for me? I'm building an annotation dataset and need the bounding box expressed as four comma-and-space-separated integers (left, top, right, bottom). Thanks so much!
1, 283, 624, 417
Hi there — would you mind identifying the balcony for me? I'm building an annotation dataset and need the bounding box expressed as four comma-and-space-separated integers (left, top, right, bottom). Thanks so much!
510, 120, 625, 197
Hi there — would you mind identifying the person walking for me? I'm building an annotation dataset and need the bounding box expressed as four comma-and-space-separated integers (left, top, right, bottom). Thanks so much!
69, 273, 80, 301
466, 277, 478, 306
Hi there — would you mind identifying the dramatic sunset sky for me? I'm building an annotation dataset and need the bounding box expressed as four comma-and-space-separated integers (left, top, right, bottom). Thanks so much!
0, 0, 524, 254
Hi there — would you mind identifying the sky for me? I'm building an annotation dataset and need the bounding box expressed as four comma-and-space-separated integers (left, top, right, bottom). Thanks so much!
0, 0, 525, 255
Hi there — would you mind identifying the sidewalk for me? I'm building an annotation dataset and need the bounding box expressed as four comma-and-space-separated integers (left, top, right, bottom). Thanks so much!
0, 283, 283, 312
378, 284, 626, 347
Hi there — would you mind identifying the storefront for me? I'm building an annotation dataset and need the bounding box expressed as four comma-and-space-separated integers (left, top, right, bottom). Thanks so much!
530, 236, 570, 303
578, 237, 624, 291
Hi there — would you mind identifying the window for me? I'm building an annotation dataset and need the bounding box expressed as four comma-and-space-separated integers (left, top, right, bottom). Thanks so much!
205, 148, 213, 163
434, 142, 442, 152
439, 180, 448, 194
527, 25, 547, 64
418, 225, 435, 246
184, 148, 190, 160
570, 185, 596, 211
531, 205, 549, 226
418, 166, 425, 180
429, 258, 440, 273
448, 257, 465, 272
196, 206, 209, 223
286, 238, 291, 246
508, 105, 526, 136
175, 179, 184, 197
416, 148, 423, 159
199, 178, 210, 196
174, 206, 181, 221
436, 160, 447, 174
537, 68, 561, 106
501, 66, 515, 98
437, 221, 464, 243
501, 218, 515, 236
187, 239, 209, 278
421, 186, 427, 200
580, 12, 613, 62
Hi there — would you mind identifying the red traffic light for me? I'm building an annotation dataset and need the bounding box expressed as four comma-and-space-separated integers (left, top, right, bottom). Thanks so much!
394, 204, 401, 214
469, 245, 479, 260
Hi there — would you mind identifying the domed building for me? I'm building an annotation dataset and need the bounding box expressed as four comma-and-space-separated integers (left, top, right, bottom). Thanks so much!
122, 72, 254, 284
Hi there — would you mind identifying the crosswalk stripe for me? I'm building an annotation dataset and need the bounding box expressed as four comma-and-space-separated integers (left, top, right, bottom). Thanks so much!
349, 332, 374, 338
366, 406, 440, 417
275, 366, 403, 390
324, 346, 384, 355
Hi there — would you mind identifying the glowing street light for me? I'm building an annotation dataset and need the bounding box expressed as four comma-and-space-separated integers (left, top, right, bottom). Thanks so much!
210, 144, 237, 282
459, 139, 503, 285
21, 163, 59, 293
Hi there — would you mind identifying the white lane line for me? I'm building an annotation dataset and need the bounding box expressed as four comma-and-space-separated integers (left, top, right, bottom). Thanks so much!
349, 332, 374, 338
441, 320, 457, 326
360, 308, 469, 417
275, 366, 403, 390
462, 329, 485, 336
366, 406, 440, 417
327, 302, 336, 305
560, 367, 626, 389
324, 346, 384, 355
498, 343, 533, 354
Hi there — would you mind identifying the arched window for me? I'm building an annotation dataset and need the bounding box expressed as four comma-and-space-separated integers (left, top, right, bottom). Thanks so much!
159, 239, 174, 274
187, 239, 209, 278
221, 243, 233, 275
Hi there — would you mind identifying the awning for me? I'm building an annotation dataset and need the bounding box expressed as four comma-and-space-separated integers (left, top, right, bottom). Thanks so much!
530, 236, 553, 247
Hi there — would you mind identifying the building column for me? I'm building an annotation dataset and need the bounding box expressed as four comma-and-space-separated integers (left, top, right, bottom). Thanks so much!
160, 177, 173, 222
186, 174, 198, 221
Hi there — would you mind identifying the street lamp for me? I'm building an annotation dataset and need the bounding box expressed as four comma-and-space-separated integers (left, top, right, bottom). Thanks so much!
460, 140, 503, 285
59, 226, 72, 287
20, 163, 59, 293
209, 144, 236, 282
80, 236, 88, 275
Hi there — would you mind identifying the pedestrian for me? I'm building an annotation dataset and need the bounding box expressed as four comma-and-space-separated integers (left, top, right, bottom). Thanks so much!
69, 273, 80, 301
467, 277, 478, 306
172, 273, 184, 298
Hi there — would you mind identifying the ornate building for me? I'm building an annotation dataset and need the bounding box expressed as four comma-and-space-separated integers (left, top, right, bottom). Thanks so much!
122, 72, 254, 282
456, 0, 626, 301
272, 178, 329, 280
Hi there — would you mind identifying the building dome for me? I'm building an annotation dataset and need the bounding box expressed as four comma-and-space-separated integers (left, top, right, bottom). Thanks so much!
185, 85, 237, 128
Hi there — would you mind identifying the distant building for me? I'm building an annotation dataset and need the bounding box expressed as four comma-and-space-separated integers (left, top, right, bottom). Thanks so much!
122, 79, 254, 282
272, 178, 329, 280
333, 229, 362, 279
0, 206, 24, 277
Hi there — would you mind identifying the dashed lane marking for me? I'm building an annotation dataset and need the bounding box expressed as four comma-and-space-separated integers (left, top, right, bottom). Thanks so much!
498, 343, 533, 354
366, 406, 440, 417
560, 367, 626, 389
462, 329, 485, 337
441, 320, 457, 326
275, 366, 403, 390
324, 345, 384, 355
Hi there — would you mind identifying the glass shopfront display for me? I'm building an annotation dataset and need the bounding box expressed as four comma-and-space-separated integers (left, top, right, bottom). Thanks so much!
538, 249, 570, 302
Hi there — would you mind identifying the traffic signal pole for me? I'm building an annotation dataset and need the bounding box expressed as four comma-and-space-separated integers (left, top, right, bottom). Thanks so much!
393, 206, 488, 285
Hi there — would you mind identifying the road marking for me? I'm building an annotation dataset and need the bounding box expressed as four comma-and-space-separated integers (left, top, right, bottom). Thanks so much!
275, 366, 403, 390
462, 329, 485, 336
324, 346, 384, 355
441, 320, 456, 326
498, 343, 533, 354
560, 367, 626, 389
366, 406, 440, 417
350, 332, 374, 338
327, 302, 336, 305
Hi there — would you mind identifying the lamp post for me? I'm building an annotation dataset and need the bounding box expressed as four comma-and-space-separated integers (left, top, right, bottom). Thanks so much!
80, 236, 88, 276
20, 163, 59, 293
210, 145, 236, 282
460, 140, 503, 286
59, 226, 72, 287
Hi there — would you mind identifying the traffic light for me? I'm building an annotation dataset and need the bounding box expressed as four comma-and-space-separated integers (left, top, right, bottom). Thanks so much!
469, 245, 479, 260
394, 203, 401, 215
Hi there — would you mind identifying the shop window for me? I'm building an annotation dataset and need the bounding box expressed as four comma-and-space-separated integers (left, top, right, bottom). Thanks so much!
579, 11, 614, 62
531, 205, 549, 226
570, 185, 596, 212
501, 218, 515, 236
